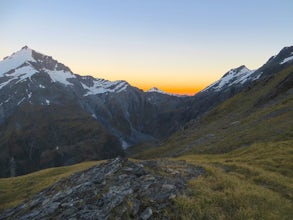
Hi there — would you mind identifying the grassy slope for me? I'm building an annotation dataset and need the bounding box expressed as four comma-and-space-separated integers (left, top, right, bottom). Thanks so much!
1, 142, 292, 219
0, 161, 100, 212
173, 140, 293, 219
135, 65, 293, 158
134, 66, 293, 218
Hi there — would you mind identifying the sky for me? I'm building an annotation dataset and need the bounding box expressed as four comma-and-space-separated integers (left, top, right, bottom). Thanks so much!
0, 0, 293, 95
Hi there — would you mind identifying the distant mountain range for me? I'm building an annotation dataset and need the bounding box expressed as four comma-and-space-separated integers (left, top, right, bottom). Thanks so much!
133, 47, 293, 158
0, 45, 292, 177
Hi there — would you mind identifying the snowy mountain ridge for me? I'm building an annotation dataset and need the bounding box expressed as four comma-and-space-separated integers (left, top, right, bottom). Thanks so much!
147, 87, 184, 97
0, 46, 130, 97
0, 46, 192, 99
202, 46, 293, 93
203, 65, 256, 92
82, 79, 129, 96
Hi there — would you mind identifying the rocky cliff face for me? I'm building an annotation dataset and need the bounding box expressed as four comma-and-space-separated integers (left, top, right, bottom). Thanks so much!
0, 157, 204, 219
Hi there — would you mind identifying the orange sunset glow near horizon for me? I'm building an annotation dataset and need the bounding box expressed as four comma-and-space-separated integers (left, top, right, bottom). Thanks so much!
70, 63, 220, 95
128, 82, 205, 96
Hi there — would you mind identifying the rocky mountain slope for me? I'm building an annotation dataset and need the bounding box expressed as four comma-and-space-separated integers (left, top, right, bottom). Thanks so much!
0, 157, 204, 219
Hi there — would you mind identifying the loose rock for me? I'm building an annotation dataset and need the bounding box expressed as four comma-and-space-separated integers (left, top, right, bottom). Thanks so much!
140, 207, 153, 220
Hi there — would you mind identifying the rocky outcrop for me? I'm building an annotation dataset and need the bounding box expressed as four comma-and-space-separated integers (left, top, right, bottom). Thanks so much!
0, 157, 204, 219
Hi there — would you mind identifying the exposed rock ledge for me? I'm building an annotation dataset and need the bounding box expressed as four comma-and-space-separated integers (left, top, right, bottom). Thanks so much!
1, 157, 204, 220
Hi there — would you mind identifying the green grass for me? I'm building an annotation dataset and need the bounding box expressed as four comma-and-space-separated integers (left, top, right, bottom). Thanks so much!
172, 140, 293, 219
0, 161, 100, 212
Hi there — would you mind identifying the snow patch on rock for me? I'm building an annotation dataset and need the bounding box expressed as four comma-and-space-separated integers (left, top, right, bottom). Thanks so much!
46, 70, 76, 86
146, 87, 183, 97
280, 55, 293, 64
0, 66, 37, 89
17, 97, 26, 106
83, 79, 129, 96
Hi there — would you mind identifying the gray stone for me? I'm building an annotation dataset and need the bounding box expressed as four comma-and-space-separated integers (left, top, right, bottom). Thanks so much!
133, 167, 147, 177
62, 207, 77, 216
140, 207, 153, 220
20, 209, 41, 220
162, 184, 176, 190
44, 202, 60, 215
168, 193, 176, 199
131, 199, 140, 216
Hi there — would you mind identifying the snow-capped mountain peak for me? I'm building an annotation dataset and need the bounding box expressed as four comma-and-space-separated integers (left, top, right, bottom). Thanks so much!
146, 87, 183, 97
261, 46, 293, 67
147, 87, 164, 93
0, 46, 35, 76
203, 65, 255, 92
0, 46, 77, 89
0, 46, 133, 106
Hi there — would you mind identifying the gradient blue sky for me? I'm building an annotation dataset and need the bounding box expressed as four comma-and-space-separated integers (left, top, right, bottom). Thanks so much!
1, 0, 292, 94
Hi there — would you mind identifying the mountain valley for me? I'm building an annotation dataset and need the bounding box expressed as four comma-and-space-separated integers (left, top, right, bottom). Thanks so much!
0, 45, 292, 219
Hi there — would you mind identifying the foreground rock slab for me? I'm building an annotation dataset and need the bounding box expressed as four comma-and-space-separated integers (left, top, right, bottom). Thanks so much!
1, 157, 204, 219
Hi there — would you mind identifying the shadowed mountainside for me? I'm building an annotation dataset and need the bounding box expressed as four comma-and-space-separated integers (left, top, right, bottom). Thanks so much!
133, 64, 293, 158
